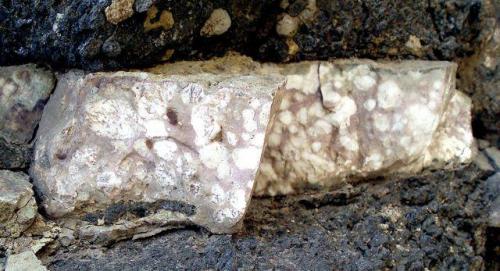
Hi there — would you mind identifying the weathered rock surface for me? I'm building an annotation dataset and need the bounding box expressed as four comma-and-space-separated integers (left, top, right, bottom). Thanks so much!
0, 64, 55, 169
5, 250, 47, 271
0, 170, 38, 238
150, 56, 476, 195
30, 71, 284, 234
46, 165, 493, 270
0, 0, 488, 70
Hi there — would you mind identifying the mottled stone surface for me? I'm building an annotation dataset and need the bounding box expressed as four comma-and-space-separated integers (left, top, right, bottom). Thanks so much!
30, 71, 284, 234
0, 64, 55, 169
256, 61, 474, 195
150, 56, 475, 195
0, 0, 488, 70
5, 250, 47, 271
0, 170, 38, 238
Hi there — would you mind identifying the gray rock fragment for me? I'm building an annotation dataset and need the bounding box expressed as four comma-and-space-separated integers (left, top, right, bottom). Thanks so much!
0, 64, 55, 169
0, 170, 37, 238
486, 173, 500, 228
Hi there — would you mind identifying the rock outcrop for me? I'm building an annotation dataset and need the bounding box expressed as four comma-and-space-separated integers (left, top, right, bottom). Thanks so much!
30, 71, 284, 235
0, 65, 55, 169
0, 170, 38, 238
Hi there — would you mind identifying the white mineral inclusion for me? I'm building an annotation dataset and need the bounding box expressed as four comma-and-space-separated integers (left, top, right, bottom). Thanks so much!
72, 147, 97, 166
242, 108, 257, 132
250, 133, 266, 147
363, 99, 376, 111
285, 65, 318, 95
405, 104, 437, 136
154, 139, 178, 160
217, 161, 231, 179
311, 142, 322, 153
86, 99, 137, 139
377, 80, 402, 109
96, 171, 122, 188
321, 85, 342, 109
230, 189, 247, 210
154, 161, 176, 186
199, 142, 229, 169
268, 133, 281, 147
211, 184, 226, 204
145, 119, 168, 137
340, 136, 359, 152
373, 112, 390, 132
232, 146, 262, 170
191, 104, 221, 145
364, 153, 383, 169
278, 110, 294, 125
325, 96, 357, 126
354, 74, 376, 91
226, 131, 238, 146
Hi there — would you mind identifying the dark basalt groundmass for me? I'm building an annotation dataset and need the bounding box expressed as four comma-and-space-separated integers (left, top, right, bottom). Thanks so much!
0, 0, 488, 71
48, 165, 496, 270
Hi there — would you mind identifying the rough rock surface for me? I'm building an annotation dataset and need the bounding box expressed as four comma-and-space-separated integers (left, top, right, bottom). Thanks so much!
0, 64, 54, 169
487, 172, 500, 228
5, 250, 47, 271
457, 0, 499, 145
46, 165, 494, 270
150, 56, 475, 195
30, 71, 284, 235
0, 170, 38, 238
0, 0, 488, 70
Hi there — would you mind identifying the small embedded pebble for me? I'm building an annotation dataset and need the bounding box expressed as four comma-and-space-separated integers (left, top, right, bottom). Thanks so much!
200, 9, 231, 37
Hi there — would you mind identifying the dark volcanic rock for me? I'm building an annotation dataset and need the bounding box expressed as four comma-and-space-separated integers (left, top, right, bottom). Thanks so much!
0, 0, 488, 70
47, 165, 494, 270
457, 0, 499, 145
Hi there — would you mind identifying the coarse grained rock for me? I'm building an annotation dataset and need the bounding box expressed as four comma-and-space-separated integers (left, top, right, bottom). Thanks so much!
0, 64, 55, 169
149, 56, 476, 195
0, 0, 488, 70
256, 60, 474, 195
0, 170, 38, 238
30, 71, 285, 235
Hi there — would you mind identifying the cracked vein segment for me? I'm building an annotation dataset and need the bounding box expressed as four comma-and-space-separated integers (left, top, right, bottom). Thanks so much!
148, 55, 475, 196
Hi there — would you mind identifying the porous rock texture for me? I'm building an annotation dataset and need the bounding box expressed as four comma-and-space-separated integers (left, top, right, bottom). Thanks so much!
0, 64, 54, 169
0, 170, 38, 238
30, 70, 284, 236
150, 56, 476, 195
46, 164, 495, 270
0, 0, 488, 70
